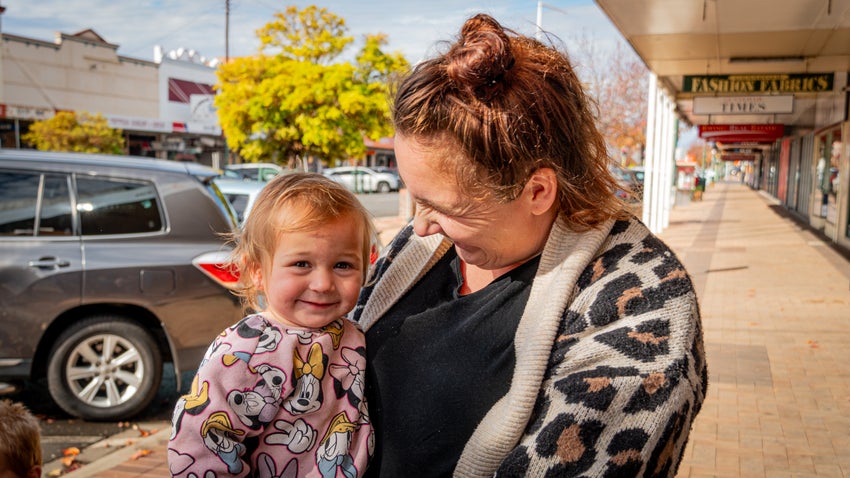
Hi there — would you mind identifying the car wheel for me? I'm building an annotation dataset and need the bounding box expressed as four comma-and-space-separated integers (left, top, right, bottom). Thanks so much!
47, 316, 162, 421
376, 181, 391, 193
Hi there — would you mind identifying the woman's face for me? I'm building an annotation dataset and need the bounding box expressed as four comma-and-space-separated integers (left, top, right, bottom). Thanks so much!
394, 134, 555, 271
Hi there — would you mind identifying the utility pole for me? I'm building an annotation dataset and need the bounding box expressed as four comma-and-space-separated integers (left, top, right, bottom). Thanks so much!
225, 0, 230, 62
222, 0, 231, 166
536, 1, 543, 40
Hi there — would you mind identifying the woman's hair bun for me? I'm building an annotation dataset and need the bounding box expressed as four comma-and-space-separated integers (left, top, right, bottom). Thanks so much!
446, 14, 515, 102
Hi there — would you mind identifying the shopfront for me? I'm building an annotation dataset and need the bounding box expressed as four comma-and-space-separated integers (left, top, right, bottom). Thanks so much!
814, 121, 850, 248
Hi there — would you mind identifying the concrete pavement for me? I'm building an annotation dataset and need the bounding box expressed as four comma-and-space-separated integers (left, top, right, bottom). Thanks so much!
46, 183, 850, 477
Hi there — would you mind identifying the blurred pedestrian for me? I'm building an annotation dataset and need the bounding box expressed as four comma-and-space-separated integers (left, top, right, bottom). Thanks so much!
169, 173, 375, 477
354, 13, 707, 477
0, 399, 42, 478
693, 175, 705, 201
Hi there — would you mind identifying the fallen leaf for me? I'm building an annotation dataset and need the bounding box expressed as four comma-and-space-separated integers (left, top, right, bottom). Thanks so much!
62, 447, 80, 457
130, 449, 153, 460
60, 456, 75, 467
47, 469, 62, 477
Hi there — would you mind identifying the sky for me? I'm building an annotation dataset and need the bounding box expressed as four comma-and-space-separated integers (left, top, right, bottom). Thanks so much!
0, 0, 628, 66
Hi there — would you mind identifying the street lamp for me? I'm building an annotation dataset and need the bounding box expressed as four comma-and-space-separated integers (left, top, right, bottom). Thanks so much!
536, 1, 572, 41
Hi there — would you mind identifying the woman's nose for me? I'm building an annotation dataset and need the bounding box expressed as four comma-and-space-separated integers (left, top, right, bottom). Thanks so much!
412, 211, 442, 237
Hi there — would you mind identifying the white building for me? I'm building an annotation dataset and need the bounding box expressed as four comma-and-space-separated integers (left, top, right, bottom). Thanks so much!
0, 27, 226, 167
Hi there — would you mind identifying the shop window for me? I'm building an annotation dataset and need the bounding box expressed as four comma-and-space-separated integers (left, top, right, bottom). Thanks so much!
816, 129, 841, 224
0, 119, 17, 149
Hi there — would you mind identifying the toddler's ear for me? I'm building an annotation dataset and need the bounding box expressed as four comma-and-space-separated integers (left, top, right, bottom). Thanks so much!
249, 265, 265, 291
28, 466, 43, 478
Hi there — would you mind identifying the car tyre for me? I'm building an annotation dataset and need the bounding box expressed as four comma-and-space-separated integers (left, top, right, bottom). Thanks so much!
47, 316, 162, 421
376, 181, 391, 193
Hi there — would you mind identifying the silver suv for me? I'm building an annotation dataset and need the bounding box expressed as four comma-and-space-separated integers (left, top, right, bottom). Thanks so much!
0, 150, 242, 421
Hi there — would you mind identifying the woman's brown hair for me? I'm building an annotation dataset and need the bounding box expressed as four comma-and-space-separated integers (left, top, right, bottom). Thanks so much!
392, 14, 625, 230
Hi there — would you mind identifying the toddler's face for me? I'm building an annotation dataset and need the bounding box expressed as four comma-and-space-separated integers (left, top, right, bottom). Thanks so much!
255, 213, 365, 329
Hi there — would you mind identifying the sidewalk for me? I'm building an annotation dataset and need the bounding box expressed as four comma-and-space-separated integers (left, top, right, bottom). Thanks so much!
665, 183, 850, 477
49, 183, 850, 477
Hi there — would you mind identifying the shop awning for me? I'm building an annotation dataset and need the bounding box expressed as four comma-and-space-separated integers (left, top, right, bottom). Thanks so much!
168, 78, 214, 103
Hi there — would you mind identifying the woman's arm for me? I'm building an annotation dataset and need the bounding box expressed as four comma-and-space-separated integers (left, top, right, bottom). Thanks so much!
498, 231, 707, 477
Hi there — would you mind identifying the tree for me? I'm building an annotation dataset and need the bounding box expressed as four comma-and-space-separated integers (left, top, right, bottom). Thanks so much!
569, 34, 649, 166
215, 6, 409, 165
22, 111, 124, 154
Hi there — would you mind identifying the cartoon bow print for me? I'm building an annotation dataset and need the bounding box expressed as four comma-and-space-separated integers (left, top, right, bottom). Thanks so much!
293, 342, 325, 380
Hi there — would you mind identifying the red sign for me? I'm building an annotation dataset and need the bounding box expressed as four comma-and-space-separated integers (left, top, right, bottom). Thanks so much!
698, 124, 784, 143
720, 153, 756, 162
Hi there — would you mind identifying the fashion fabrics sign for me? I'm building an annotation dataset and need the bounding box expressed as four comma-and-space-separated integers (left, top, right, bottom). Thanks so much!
683, 74, 834, 94
693, 95, 794, 115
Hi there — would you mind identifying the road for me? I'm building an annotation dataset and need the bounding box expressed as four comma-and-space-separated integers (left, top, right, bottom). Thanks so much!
1, 191, 403, 467
356, 190, 403, 218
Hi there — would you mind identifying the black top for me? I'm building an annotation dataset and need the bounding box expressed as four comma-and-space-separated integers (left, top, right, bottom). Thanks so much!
364, 248, 540, 477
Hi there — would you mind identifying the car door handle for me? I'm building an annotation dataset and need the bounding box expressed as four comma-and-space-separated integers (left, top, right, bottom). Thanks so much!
28, 257, 71, 269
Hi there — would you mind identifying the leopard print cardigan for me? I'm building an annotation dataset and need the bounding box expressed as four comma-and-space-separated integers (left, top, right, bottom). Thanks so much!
353, 215, 708, 477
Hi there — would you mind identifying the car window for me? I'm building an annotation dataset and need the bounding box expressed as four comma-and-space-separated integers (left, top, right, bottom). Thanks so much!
207, 183, 239, 227
76, 176, 163, 235
260, 169, 279, 181
40, 174, 74, 236
0, 171, 73, 237
224, 193, 249, 223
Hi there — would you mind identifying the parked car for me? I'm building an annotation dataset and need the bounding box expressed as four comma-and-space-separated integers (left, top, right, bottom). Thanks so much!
371, 166, 404, 188
224, 162, 289, 182
0, 149, 242, 421
215, 178, 268, 225
627, 166, 645, 196
609, 164, 642, 202
323, 166, 400, 193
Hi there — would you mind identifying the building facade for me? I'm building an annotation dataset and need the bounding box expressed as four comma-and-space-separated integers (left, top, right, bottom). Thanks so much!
0, 28, 226, 168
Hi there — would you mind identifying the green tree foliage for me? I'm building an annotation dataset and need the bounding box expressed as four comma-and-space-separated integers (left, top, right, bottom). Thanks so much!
216, 5, 409, 165
22, 111, 124, 154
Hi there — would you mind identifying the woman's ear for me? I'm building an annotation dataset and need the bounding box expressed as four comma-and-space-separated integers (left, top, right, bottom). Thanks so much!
525, 167, 558, 216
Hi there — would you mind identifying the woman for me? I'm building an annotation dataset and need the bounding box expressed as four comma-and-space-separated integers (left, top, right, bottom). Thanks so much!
353, 14, 707, 478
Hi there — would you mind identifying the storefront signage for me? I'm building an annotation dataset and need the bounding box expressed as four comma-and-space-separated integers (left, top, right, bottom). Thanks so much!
693, 95, 794, 115
683, 73, 833, 93
0, 104, 55, 120
698, 124, 784, 143
106, 114, 171, 133
720, 153, 756, 162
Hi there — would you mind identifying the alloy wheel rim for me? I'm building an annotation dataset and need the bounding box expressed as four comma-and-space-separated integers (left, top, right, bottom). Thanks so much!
64, 333, 145, 408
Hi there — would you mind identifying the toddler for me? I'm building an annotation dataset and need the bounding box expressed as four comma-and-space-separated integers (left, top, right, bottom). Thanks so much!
169, 172, 375, 477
